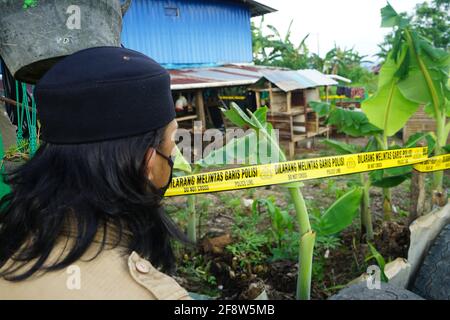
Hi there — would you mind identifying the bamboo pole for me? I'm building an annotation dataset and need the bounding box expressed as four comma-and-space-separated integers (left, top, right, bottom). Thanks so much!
0, 96, 35, 113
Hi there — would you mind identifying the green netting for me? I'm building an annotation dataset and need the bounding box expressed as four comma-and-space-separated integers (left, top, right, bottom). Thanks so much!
0, 80, 38, 200
15, 80, 38, 156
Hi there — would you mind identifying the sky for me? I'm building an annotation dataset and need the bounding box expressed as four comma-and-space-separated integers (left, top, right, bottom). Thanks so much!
252, 0, 430, 62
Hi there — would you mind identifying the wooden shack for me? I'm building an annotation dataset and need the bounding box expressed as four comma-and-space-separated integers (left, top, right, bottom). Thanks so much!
403, 105, 450, 143
250, 70, 337, 158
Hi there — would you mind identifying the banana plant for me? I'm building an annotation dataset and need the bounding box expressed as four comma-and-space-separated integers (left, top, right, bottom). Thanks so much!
220, 102, 362, 300
364, 3, 449, 195
172, 131, 262, 243
314, 187, 363, 236
322, 136, 425, 240
366, 242, 389, 283
310, 102, 433, 238
310, 102, 380, 234
174, 103, 364, 299
220, 104, 314, 299
173, 147, 198, 242
321, 139, 375, 240
361, 48, 420, 219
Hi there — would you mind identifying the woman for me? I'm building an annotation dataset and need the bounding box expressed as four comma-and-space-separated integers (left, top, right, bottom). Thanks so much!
0, 47, 192, 300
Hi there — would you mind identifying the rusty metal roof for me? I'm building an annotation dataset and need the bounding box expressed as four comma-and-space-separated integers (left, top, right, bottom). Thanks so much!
170, 65, 338, 91
256, 69, 338, 91
170, 64, 273, 90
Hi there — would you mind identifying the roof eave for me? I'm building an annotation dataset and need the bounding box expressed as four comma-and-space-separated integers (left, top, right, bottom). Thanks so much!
244, 0, 277, 17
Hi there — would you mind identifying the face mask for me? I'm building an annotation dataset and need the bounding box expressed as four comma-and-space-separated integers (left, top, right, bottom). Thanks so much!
154, 149, 174, 197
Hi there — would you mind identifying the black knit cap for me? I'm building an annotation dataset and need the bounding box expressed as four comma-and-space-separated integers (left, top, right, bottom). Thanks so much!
35, 46, 176, 144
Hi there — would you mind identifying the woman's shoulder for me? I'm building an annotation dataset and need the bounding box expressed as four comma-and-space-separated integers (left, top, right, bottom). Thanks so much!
0, 249, 191, 300
126, 251, 192, 300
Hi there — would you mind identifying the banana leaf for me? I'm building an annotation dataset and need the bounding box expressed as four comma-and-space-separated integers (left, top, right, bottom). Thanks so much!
319, 187, 363, 236
362, 49, 420, 137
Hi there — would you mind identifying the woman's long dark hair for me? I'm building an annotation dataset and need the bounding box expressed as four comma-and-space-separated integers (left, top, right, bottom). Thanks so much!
0, 127, 188, 281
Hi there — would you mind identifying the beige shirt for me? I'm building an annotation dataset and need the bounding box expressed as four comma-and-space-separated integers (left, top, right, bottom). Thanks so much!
0, 233, 192, 300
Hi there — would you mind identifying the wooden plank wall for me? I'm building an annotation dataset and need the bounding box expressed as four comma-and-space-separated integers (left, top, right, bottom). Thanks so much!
402, 105, 449, 143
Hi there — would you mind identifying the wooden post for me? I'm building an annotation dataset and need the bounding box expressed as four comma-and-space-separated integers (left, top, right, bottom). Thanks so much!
432, 190, 448, 207
288, 141, 295, 160
409, 142, 426, 225
325, 86, 329, 103
410, 167, 426, 225
195, 90, 206, 129
287, 91, 292, 113
268, 82, 274, 109
255, 91, 261, 109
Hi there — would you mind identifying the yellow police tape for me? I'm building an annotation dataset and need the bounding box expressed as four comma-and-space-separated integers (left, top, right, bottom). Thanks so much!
413, 154, 450, 172
165, 147, 437, 197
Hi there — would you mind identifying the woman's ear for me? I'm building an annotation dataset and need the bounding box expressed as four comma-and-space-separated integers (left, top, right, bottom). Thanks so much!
145, 149, 156, 181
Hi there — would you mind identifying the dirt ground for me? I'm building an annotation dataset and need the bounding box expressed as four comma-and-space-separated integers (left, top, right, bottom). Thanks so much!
164, 136, 449, 300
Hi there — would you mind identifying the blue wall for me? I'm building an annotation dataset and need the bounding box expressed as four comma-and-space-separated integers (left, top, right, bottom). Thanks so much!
121, 0, 253, 68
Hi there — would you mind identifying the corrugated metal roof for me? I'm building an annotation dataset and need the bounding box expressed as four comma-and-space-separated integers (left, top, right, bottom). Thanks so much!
169, 65, 338, 90
257, 69, 338, 91
233, 0, 277, 17
170, 64, 263, 90
122, 0, 254, 66
326, 74, 352, 83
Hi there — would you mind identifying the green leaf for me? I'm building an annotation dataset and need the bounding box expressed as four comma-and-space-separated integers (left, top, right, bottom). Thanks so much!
405, 132, 430, 148
380, 3, 408, 28
23, 0, 38, 9
362, 54, 419, 136
405, 132, 436, 155
370, 174, 410, 188
327, 108, 382, 137
252, 106, 268, 127
390, 30, 403, 63
420, 38, 450, 62
394, 44, 411, 79
369, 169, 384, 182
280, 181, 304, 188
425, 134, 437, 155
219, 106, 287, 165
196, 131, 258, 168
173, 146, 192, 173
221, 102, 254, 128
319, 188, 363, 236
385, 165, 412, 176
369, 162, 412, 188
396, 31, 449, 118
309, 101, 331, 117
380, 3, 400, 28
367, 242, 388, 283
397, 55, 448, 108
322, 139, 359, 155
363, 136, 380, 152
248, 108, 266, 130
256, 198, 277, 216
